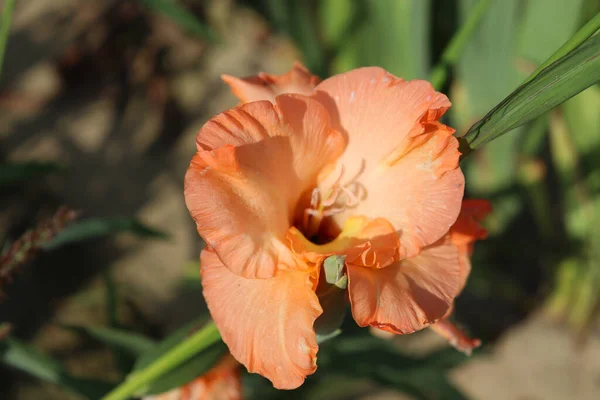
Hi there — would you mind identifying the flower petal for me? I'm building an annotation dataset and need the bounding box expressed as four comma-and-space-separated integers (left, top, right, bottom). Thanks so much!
314, 67, 464, 258
200, 249, 322, 390
347, 235, 460, 334
185, 96, 344, 278
450, 199, 492, 291
287, 216, 399, 268
222, 62, 321, 104
429, 318, 481, 356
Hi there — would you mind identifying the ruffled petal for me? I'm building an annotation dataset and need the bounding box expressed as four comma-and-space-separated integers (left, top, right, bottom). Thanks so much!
185, 96, 344, 278
200, 249, 322, 390
287, 216, 399, 268
450, 199, 492, 291
314, 67, 464, 258
429, 318, 481, 356
347, 235, 460, 334
222, 62, 321, 104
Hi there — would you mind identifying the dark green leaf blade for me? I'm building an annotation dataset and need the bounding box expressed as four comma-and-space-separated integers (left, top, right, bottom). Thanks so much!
315, 334, 469, 400
331, 0, 430, 79
132, 319, 226, 396
0, 337, 113, 399
0, 162, 65, 187
42, 217, 169, 250
133, 319, 204, 371
138, 0, 217, 41
144, 341, 228, 395
0, 0, 16, 77
61, 324, 156, 358
464, 33, 600, 150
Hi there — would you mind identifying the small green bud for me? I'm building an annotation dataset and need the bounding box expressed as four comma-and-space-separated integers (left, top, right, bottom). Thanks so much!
324, 255, 346, 287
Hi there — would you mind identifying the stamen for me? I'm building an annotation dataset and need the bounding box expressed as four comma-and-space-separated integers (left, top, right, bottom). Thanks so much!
310, 187, 320, 209
332, 165, 346, 187
340, 187, 359, 207
323, 207, 346, 217
321, 187, 341, 208
300, 164, 363, 238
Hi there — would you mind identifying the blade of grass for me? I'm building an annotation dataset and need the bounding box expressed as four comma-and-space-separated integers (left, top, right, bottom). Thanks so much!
0, 0, 16, 77
462, 32, 600, 151
60, 324, 156, 358
523, 12, 600, 85
43, 217, 169, 250
261, 0, 325, 76
1, 337, 113, 399
330, 0, 430, 79
138, 0, 217, 42
102, 268, 131, 375
102, 321, 220, 400
453, 0, 524, 235
430, 0, 492, 90
143, 342, 227, 395
0, 162, 65, 187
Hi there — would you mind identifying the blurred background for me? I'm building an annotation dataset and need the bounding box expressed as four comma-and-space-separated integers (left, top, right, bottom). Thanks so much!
1, 0, 600, 399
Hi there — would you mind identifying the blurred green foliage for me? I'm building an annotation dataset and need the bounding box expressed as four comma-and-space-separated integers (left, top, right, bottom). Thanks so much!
1, 0, 600, 399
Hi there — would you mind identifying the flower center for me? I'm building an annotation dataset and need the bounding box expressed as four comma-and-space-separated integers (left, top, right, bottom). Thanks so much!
300, 166, 359, 240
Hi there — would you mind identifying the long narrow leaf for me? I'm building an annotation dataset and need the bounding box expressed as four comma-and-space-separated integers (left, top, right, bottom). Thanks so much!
522, 11, 600, 85
463, 33, 600, 150
138, 0, 216, 41
144, 342, 227, 395
62, 324, 156, 358
43, 217, 169, 250
0, 337, 113, 399
430, 0, 492, 90
130, 318, 226, 395
0, 0, 16, 77
0, 162, 65, 187
103, 321, 221, 400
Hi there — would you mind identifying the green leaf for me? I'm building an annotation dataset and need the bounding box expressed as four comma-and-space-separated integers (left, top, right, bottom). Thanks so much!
144, 341, 227, 395
103, 321, 222, 400
463, 23, 600, 150
452, 0, 526, 235
332, 0, 430, 79
315, 335, 469, 400
259, 0, 325, 75
319, 0, 356, 49
42, 217, 169, 250
0, 162, 65, 187
133, 318, 206, 371
138, 0, 217, 41
0, 337, 112, 399
430, 0, 492, 90
518, 0, 585, 68
61, 324, 156, 358
133, 320, 226, 395
521, 10, 600, 85
0, 0, 16, 77
563, 85, 600, 169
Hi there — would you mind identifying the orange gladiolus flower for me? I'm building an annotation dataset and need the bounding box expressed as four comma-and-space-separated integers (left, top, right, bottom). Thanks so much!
185, 63, 491, 389
145, 355, 242, 400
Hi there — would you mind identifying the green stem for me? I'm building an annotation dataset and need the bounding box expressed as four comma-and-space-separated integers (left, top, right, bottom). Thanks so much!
102, 321, 220, 400
0, 0, 16, 77
430, 0, 492, 90
522, 12, 600, 85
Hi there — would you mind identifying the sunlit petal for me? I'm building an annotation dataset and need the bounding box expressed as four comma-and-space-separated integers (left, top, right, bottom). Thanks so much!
200, 249, 321, 390
347, 235, 460, 334
222, 61, 321, 103
185, 96, 344, 278
314, 67, 464, 258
